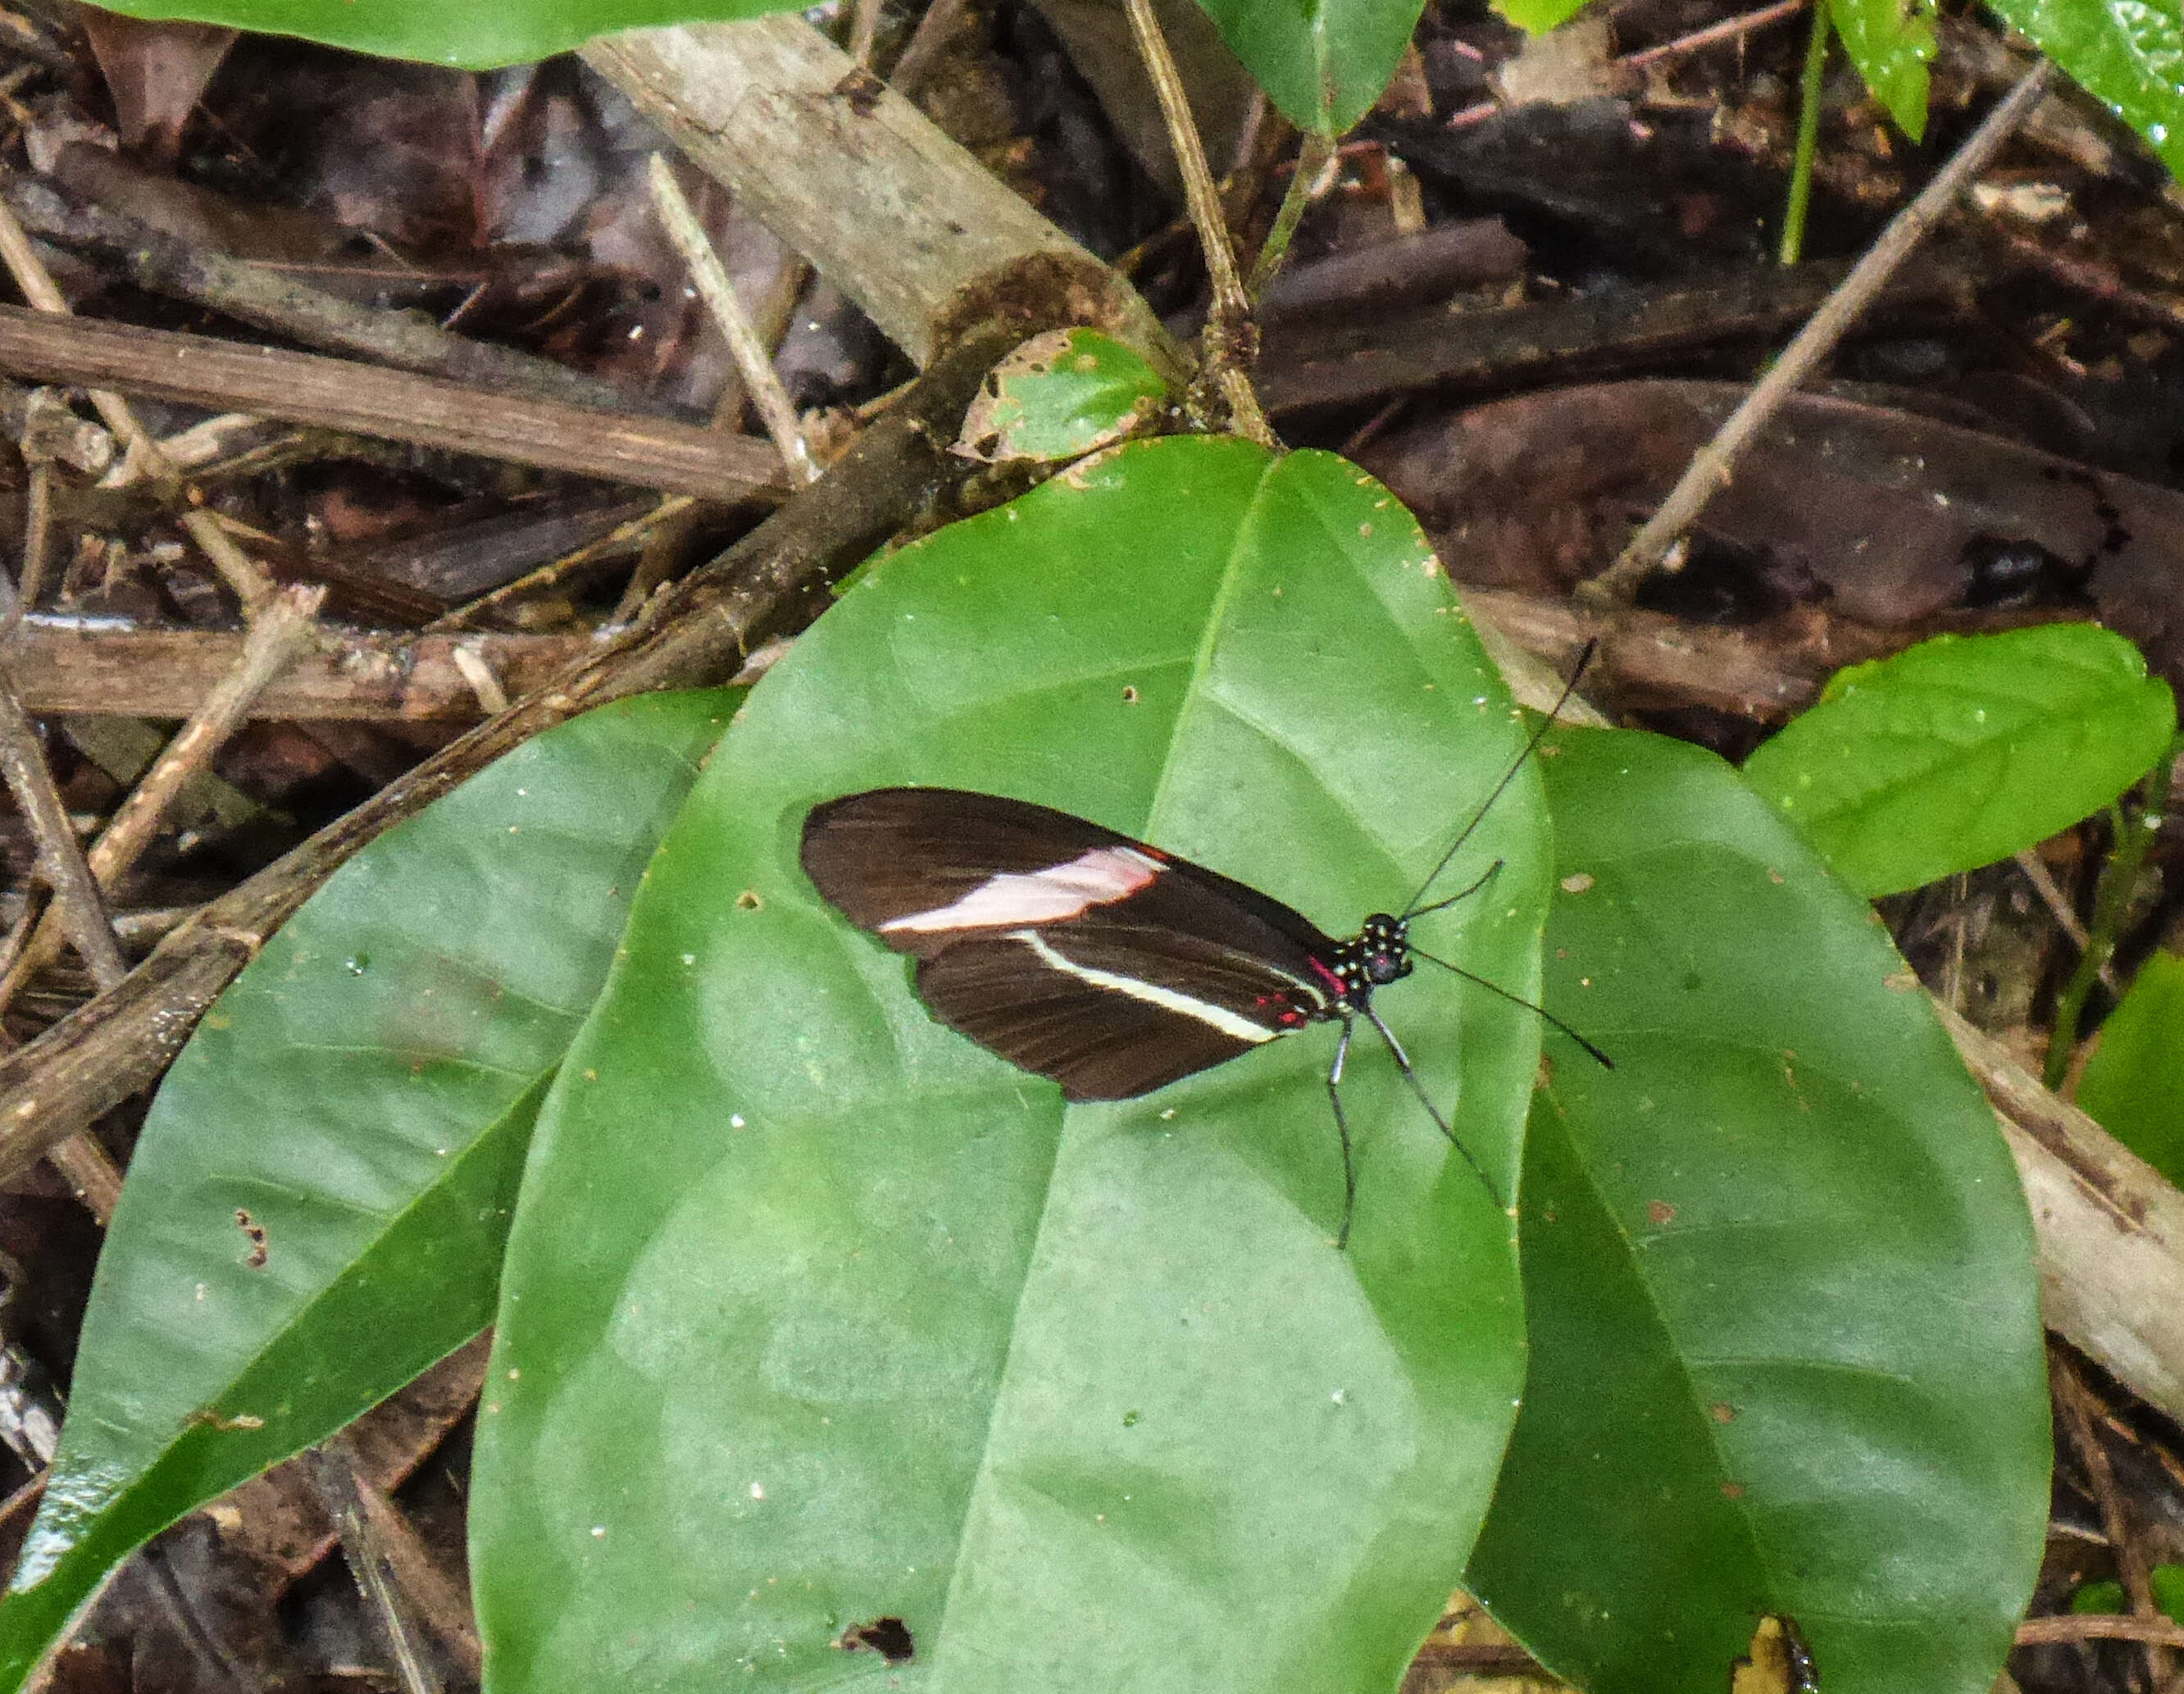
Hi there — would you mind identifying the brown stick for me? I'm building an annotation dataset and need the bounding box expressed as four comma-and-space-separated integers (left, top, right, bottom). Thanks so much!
2, 170, 642, 415
2018, 1615, 2184, 1649
0, 304, 789, 503
0, 646, 127, 1221
0, 321, 1021, 1187
1590, 59, 2054, 604
1934, 1001, 2184, 1431
1122, 0, 1272, 446
1619, 0, 1806, 66
3, 623, 590, 720
0, 587, 324, 1013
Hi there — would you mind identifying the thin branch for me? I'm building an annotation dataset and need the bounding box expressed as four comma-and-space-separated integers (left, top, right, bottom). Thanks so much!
1247, 131, 1335, 301
1589, 58, 2054, 606
2013, 847, 2113, 990
2019, 1615, 2184, 1648
303, 1441, 442, 1694
1121, 0, 1276, 446
886, 0, 967, 94
0, 586, 323, 1016
647, 155, 819, 485
0, 665, 124, 991
1619, 0, 1806, 67
0, 303, 788, 504
0, 182, 287, 614
430, 497, 695, 633
848, 0, 882, 65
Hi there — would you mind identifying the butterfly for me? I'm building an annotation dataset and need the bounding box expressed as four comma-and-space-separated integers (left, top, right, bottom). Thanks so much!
799, 651, 1606, 1245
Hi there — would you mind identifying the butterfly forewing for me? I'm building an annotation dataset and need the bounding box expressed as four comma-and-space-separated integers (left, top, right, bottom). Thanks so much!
800, 789, 1348, 1099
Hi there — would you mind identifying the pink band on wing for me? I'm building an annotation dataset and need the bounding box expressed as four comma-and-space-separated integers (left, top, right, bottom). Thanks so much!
880, 847, 1163, 932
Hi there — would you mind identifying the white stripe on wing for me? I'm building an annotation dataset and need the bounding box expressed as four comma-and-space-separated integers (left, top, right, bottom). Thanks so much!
1010, 930, 1278, 1046
880, 847, 1163, 932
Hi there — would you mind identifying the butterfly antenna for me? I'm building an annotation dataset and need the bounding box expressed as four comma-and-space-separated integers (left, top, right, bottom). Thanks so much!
1402, 639, 1599, 921
1408, 859, 1501, 922
1408, 945, 1614, 1069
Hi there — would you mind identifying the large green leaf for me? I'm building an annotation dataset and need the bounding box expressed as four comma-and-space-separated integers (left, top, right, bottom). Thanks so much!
1190, 0, 1424, 135
2077, 949, 2184, 1185
1741, 623, 2176, 897
1982, 0, 2184, 182
0, 690, 736, 1693
1467, 727, 2050, 1694
470, 437, 1545, 1692
80, 0, 797, 71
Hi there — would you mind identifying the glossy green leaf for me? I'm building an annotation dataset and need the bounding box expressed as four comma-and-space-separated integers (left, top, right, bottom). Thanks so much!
1493, 0, 1586, 35
79, 0, 796, 71
471, 437, 1544, 1693
2078, 949, 2184, 1185
1467, 727, 2050, 1694
1741, 624, 2176, 897
2152, 1564, 2184, 1623
0, 690, 736, 1694
955, 330, 1168, 464
1982, 0, 2184, 181
2072, 1579, 2128, 1614
1191, 0, 1424, 134
1828, 0, 1934, 139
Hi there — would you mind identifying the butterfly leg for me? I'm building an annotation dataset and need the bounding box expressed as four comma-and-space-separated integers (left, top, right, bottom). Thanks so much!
1326, 1015, 1358, 1249
1361, 1004, 1502, 1208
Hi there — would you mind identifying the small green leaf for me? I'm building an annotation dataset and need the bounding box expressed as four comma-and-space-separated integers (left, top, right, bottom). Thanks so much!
2150, 1564, 2184, 1623
2078, 950, 2184, 1185
78, 0, 799, 70
1191, 0, 1425, 134
1982, 0, 2184, 182
955, 329, 1167, 463
1741, 624, 2176, 897
1828, 0, 1935, 139
0, 690, 736, 1694
1468, 727, 2050, 1694
1494, 0, 1589, 39
471, 437, 1545, 1692
2072, 1579, 2129, 1615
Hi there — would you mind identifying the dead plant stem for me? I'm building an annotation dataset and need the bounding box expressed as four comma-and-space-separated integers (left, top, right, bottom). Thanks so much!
646, 155, 818, 485
1591, 57, 2054, 605
1121, 0, 1276, 446
0, 585, 323, 1016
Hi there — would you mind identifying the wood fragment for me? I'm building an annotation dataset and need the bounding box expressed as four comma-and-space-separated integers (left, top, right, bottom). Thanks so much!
582, 16, 1178, 376
1935, 1001, 2184, 1432
0, 587, 323, 1013
2, 622, 591, 720
0, 304, 790, 503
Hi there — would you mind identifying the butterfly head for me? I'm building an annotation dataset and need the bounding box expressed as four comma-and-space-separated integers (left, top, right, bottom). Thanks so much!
1335, 913, 1413, 999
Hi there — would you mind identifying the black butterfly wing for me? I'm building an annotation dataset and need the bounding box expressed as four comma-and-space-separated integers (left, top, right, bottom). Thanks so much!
801, 789, 1351, 1100
913, 920, 1330, 1099
802, 789, 1145, 959
801, 789, 1345, 961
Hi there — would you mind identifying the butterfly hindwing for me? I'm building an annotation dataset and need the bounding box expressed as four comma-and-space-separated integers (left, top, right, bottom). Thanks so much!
800, 789, 1348, 1099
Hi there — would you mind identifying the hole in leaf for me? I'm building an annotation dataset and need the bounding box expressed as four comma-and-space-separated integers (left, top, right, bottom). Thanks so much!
838, 1617, 914, 1664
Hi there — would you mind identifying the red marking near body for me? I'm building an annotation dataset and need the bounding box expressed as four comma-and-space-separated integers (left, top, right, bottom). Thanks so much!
1308, 959, 1346, 997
